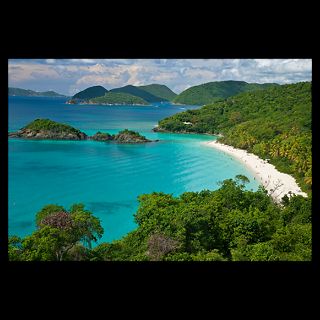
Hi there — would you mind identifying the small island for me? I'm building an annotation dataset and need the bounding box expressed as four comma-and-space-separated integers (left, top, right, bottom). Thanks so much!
9, 119, 155, 143
8, 119, 87, 140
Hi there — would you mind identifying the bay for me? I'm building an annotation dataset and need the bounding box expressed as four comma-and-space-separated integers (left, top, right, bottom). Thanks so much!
8, 96, 260, 244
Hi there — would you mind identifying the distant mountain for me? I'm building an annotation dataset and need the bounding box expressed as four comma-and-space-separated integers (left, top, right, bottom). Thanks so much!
110, 85, 164, 103
72, 86, 108, 100
9, 87, 66, 97
89, 92, 149, 105
138, 84, 177, 101
173, 81, 280, 105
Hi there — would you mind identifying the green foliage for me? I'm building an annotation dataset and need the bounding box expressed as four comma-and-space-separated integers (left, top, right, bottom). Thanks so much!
8, 236, 23, 261
70, 203, 104, 249
160, 82, 312, 193
191, 250, 227, 261
173, 80, 279, 105
21, 226, 68, 261
9, 177, 311, 261
138, 84, 177, 101
9, 87, 65, 97
24, 119, 82, 135
110, 85, 164, 103
72, 85, 107, 100
91, 176, 310, 261
10, 203, 104, 261
90, 92, 149, 105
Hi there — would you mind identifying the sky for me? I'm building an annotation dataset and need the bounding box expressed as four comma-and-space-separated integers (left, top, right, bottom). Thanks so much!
8, 59, 312, 96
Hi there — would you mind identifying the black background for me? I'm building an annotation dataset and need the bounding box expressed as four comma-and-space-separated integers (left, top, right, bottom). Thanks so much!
0, 3, 317, 307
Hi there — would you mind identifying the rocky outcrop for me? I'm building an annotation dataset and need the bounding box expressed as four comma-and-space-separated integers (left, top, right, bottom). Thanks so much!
90, 132, 113, 141
8, 128, 87, 140
152, 126, 168, 133
113, 129, 151, 143
8, 119, 156, 144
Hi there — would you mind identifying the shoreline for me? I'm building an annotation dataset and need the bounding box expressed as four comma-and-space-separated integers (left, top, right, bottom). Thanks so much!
203, 140, 307, 203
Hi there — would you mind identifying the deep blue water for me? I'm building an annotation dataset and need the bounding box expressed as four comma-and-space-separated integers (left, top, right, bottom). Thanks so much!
8, 96, 260, 244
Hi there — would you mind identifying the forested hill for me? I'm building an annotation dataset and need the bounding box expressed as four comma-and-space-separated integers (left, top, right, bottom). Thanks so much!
110, 85, 165, 103
138, 84, 177, 101
9, 87, 66, 97
173, 81, 279, 105
72, 86, 108, 100
69, 84, 176, 104
89, 92, 149, 105
158, 82, 312, 193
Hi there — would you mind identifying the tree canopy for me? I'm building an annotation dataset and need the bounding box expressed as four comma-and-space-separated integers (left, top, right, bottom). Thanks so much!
173, 80, 279, 105
9, 177, 311, 261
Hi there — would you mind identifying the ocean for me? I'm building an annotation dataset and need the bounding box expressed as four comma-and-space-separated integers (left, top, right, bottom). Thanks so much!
8, 96, 260, 244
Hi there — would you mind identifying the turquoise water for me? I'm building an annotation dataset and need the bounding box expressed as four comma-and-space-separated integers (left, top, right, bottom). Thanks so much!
8, 96, 260, 244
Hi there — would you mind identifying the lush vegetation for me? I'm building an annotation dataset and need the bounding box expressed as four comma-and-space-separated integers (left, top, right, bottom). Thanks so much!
9, 177, 311, 261
159, 82, 312, 193
138, 84, 177, 101
9, 203, 103, 261
70, 84, 176, 104
9, 87, 66, 97
23, 118, 82, 135
173, 81, 279, 105
110, 85, 164, 103
72, 85, 108, 100
90, 92, 149, 105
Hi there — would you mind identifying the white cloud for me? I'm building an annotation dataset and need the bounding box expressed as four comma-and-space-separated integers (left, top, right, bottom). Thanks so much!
8, 63, 60, 83
8, 59, 312, 95
69, 59, 97, 64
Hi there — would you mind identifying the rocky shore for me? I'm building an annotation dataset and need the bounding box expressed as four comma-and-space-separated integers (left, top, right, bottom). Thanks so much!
9, 119, 155, 144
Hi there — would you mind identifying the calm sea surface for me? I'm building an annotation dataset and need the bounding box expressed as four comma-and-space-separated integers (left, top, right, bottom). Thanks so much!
8, 96, 259, 243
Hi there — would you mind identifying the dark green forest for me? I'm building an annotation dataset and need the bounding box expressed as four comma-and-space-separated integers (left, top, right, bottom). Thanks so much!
138, 84, 177, 101
24, 118, 83, 135
110, 85, 165, 103
9, 176, 311, 261
72, 85, 107, 100
173, 80, 279, 105
90, 92, 149, 105
159, 82, 312, 193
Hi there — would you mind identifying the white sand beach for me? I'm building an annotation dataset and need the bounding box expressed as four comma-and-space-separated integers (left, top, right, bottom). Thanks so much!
204, 140, 308, 203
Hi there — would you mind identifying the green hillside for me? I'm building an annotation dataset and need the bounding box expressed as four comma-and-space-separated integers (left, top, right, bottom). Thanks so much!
158, 82, 312, 193
24, 118, 82, 135
90, 92, 149, 105
110, 85, 164, 103
9, 87, 66, 97
72, 86, 107, 100
173, 81, 279, 105
138, 84, 177, 101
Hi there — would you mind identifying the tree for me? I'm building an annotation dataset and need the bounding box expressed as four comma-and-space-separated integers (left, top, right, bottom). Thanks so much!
21, 226, 71, 261
146, 232, 180, 261
8, 235, 23, 261
36, 204, 66, 227
11, 203, 104, 261
70, 203, 104, 249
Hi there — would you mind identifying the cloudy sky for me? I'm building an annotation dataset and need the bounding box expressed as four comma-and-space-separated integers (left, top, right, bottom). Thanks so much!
8, 59, 312, 96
